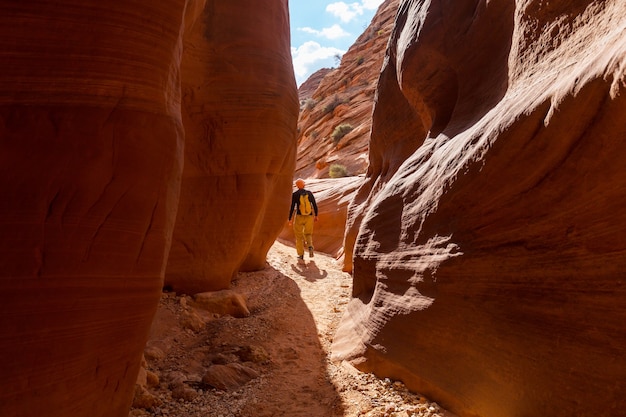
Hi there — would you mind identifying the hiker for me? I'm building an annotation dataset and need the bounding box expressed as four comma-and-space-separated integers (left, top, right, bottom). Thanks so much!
288, 178, 319, 261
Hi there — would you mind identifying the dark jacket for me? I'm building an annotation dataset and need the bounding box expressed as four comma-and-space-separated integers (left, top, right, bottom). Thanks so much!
288, 188, 318, 220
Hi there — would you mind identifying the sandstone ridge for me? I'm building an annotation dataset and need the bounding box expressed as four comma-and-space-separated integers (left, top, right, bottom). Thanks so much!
294, 0, 400, 180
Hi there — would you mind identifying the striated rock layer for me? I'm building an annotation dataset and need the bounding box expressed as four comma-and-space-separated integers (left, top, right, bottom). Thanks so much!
0, 2, 187, 416
298, 67, 332, 103
334, 1, 626, 417
164, 0, 298, 293
294, 0, 400, 179
0, 1, 296, 416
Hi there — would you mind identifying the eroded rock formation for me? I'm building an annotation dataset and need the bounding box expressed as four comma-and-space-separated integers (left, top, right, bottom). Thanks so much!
294, 0, 400, 179
298, 67, 332, 103
164, 0, 298, 294
0, 1, 296, 416
334, 1, 626, 417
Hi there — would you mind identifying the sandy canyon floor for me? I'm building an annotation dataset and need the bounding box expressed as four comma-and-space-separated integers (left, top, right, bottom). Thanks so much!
129, 240, 455, 417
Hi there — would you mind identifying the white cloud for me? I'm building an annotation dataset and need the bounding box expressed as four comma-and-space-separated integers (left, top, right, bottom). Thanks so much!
362, 0, 384, 10
298, 24, 350, 40
291, 41, 345, 79
325, 0, 383, 23
326, 2, 363, 23
290, 0, 384, 85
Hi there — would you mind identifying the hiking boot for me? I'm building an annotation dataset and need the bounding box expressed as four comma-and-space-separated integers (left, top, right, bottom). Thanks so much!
297, 255, 305, 264
308, 246, 314, 258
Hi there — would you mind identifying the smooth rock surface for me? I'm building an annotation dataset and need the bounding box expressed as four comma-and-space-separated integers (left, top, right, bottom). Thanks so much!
0, 2, 187, 416
334, 1, 626, 417
0, 1, 296, 416
165, 0, 299, 294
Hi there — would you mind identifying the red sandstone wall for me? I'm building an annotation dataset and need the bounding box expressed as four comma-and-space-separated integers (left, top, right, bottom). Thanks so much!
164, 0, 299, 294
0, 1, 297, 416
0, 2, 188, 415
334, 1, 626, 416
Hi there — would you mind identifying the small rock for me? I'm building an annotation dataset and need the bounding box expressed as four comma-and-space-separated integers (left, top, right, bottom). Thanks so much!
146, 370, 160, 388
193, 290, 250, 318
181, 309, 205, 331
128, 409, 150, 417
202, 363, 260, 391
166, 371, 188, 390
132, 385, 162, 409
393, 381, 404, 389
210, 352, 240, 365
238, 345, 270, 363
144, 346, 165, 362
135, 365, 148, 386
172, 385, 199, 401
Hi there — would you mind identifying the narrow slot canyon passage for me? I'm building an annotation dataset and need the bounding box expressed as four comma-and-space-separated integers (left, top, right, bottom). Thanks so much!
131, 241, 453, 417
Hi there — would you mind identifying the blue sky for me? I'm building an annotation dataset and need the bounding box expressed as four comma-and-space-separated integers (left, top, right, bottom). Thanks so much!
289, 0, 385, 86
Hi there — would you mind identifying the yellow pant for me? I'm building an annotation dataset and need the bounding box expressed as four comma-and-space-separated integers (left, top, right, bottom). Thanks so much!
293, 214, 314, 256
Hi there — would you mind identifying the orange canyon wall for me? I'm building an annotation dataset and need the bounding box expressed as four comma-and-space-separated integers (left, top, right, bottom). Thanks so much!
165, 1, 298, 293
334, 1, 626, 417
0, 1, 296, 416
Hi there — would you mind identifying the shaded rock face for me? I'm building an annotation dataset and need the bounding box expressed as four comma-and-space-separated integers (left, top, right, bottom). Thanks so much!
0, 1, 296, 416
295, 0, 400, 179
165, 0, 298, 293
0, 2, 187, 416
335, 1, 626, 417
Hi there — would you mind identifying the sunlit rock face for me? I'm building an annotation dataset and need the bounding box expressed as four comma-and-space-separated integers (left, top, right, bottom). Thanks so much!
334, 1, 626, 416
164, 0, 299, 294
294, 0, 400, 180
0, 0, 296, 416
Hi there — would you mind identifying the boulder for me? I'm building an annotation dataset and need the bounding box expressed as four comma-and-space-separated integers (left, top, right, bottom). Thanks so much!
334, 1, 626, 417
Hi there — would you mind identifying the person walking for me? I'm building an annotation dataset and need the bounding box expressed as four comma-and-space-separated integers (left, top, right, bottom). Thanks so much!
288, 178, 318, 261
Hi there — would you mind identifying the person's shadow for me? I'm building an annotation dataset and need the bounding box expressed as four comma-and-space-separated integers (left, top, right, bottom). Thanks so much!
291, 260, 328, 282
